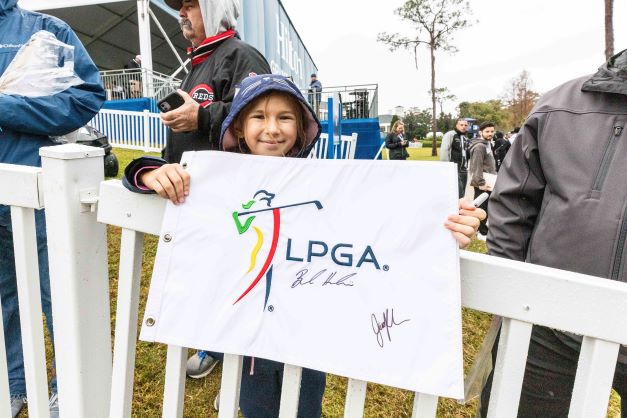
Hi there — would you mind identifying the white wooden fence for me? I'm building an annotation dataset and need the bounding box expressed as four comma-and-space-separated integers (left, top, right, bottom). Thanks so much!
0, 143, 625, 417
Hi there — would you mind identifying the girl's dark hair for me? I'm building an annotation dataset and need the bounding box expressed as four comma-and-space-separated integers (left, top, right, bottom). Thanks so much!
231, 90, 307, 157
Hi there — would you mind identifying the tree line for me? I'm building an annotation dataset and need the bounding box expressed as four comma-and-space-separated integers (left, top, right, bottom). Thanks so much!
395, 70, 540, 141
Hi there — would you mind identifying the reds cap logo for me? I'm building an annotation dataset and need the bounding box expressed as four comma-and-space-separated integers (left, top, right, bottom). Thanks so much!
189, 84, 215, 108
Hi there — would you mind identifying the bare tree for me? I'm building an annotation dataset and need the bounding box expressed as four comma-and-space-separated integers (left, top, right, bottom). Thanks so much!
605, 0, 614, 59
430, 87, 457, 115
502, 70, 540, 128
378, 0, 473, 156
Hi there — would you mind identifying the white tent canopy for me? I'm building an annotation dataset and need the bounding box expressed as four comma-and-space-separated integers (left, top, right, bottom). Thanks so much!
19, 0, 187, 75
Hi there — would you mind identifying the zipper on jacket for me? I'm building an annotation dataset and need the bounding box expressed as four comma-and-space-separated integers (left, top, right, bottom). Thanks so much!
611, 202, 627, 281
591, 124, 624, 195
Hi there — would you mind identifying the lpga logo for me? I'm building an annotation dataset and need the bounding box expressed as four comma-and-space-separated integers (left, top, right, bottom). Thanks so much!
231, 190, 324, 310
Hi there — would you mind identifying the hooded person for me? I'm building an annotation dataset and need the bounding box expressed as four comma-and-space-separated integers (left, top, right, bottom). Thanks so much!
122, 0, 270, 383
123, 0, 272, 188
440, 118, 470, 198
123, 74, 327, 416
480, 49, 627, 417
220, 73, 321, 158
152, 0, 272, 164
0, 1, 105, 416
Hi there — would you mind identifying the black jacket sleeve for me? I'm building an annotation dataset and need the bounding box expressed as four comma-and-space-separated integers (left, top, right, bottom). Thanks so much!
122, 156, 167, 194
385, 133, 400, 149
486, 113, 547, 261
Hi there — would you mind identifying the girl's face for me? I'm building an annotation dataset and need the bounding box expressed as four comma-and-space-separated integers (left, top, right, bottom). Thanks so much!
241, 93, 299, 157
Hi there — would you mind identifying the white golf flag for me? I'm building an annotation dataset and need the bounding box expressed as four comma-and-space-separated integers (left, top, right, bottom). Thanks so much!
140, 151, 464, 398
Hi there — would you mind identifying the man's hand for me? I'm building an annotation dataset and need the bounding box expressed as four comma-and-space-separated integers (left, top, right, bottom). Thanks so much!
445, 199, 486, 249
140, 163, 190, 204
160, 89, 200, 132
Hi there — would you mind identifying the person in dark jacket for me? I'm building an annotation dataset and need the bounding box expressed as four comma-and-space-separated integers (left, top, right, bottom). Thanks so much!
385, 120, 410, 160
308, 73, 322, 114
0, 1, 105, 416
492, 130, 510, 171
468, 122, 497, 236
123, 0, 271, 382
480, 49, 627, 418
440, 118, 470, 197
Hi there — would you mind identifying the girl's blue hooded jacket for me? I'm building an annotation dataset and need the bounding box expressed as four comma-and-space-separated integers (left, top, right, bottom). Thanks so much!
0, 0, 105, 169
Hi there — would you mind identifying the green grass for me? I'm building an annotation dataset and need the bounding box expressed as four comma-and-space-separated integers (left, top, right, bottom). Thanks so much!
102, 147, 620, 417
382, 146, 440, 161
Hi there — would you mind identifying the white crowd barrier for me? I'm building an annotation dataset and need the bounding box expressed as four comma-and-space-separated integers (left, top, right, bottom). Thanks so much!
0, 143, 625, 417
90, 109, 167, 153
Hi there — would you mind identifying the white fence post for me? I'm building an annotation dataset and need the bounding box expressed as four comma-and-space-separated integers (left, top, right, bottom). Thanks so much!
143, 109, 151, 152
11, 206, 50, 418
40, 144, 112, 418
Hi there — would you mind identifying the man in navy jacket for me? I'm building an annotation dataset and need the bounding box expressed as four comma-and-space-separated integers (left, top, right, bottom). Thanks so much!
0, 1, 104, 416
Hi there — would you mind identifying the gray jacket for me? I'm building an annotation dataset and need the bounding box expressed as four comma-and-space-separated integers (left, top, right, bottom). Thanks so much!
468, 139, 496, 188
487, 49, 627, 360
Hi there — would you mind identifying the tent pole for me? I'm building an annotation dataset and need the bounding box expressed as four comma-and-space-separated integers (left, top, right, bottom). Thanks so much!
137, 0, 154, 97
148, 8, 188, 74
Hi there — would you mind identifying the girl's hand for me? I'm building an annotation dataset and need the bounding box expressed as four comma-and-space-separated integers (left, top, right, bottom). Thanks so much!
140, 163, 190, 204
444, 199, 487, 249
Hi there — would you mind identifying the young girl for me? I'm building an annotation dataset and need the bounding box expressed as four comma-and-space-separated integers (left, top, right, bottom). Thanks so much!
124, 74, 485, 417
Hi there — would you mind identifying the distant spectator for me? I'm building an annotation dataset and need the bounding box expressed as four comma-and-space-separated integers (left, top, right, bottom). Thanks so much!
385, 120, 409, 160
493, 131, 510, 171
508, 126, 520, 144
468, 122, 496, 236
308, 73, 322, 114
440, 118, 470, 198
124, 55, 142, 98
124, 54, 141, 70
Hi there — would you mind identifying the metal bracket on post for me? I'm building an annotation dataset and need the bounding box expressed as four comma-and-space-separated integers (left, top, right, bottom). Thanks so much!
79, 189, 99, 213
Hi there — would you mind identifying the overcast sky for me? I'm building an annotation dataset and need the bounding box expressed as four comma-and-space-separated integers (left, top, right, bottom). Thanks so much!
280, 0, 626, 115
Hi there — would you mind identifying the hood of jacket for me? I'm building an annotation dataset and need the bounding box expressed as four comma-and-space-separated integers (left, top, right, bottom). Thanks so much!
165, 0, 238, 37
220, 74, 321, 158
582, 48, 627, 96
0, 0, 17, 13
469, 137, 489, 152
199, 0, 239, 38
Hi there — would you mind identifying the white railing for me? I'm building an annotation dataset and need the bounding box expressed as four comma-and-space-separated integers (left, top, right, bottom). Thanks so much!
1, 144, 626, 417
301, 84, 379, 121
90, 109, 167, 153
309, 132, 358, 159
99, 69, 182, 102
90, 110, 361, 157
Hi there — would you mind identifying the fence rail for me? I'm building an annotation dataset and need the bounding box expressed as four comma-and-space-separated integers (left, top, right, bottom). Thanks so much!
99, 69, 181, 102
0, 144, 626, 417
301, 83, 378, 121
90, 109, 167, 153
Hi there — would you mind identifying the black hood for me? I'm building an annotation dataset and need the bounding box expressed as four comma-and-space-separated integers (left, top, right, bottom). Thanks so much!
582, 49, 627, 96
